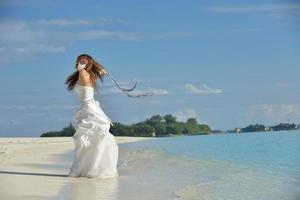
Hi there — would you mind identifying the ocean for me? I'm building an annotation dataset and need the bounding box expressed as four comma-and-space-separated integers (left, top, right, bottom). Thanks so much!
117, 130, 300, 200
55, 130, 300, 200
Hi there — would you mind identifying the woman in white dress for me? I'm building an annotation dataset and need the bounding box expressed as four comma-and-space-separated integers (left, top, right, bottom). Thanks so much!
65, 54, 118, 178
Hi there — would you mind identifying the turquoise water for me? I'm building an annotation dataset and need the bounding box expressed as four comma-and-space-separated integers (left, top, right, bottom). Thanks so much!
118, 130, 300, 200
53, 130, 300, 200
121, 130, 300, 176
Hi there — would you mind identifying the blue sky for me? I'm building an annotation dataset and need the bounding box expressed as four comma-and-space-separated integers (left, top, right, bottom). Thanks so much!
0, 0, 299, 136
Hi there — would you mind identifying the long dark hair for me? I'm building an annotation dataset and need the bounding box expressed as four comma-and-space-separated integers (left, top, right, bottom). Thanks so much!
65, 54, 156, 97
65, 54, 107, 95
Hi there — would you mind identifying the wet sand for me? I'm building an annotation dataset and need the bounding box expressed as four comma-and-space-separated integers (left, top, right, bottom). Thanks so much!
0, 136, 156, 200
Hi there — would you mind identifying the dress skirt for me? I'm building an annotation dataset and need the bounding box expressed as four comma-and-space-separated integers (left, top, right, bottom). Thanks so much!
68, 99, 119, 178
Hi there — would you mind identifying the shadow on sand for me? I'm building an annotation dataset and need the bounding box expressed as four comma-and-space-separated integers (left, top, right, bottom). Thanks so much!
0, 170, 68, 177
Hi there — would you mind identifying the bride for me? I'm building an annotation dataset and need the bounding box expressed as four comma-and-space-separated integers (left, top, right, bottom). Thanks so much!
65, 54, 118, 178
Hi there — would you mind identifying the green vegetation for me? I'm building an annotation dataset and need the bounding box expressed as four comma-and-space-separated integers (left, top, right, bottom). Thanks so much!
40, 114, 211, 137
242, 123, 266, 132
111, 114, 211, 137
40, 114, 299, 137
40, 123, 75, 137
231, 122, 299, 133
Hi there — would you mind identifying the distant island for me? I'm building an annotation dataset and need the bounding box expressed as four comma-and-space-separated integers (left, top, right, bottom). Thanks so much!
40, 114, 300, 137
40, 114, 211, 137
210, 123, 300, 134
229, 122, 300, 133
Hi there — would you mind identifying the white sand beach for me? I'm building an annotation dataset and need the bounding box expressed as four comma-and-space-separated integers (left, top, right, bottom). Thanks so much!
2, 133, 296, 200
0, 136, 156, 200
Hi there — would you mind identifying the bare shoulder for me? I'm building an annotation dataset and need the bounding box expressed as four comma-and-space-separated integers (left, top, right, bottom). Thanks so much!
78, 70, 93, 85
78, 70, 90, 78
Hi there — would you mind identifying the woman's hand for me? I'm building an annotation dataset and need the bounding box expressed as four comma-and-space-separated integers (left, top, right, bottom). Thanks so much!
100, 69, 107, 75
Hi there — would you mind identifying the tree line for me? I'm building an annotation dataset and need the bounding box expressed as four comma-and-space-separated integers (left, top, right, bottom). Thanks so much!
40, 114, 211, 137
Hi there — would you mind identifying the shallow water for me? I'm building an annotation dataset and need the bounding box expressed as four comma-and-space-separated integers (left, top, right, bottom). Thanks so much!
54, 130, 300, 200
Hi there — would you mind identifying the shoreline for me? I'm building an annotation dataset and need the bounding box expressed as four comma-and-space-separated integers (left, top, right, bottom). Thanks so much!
0, 133, 298, 199
0, 136, 157, 200
0, 136, 156, 163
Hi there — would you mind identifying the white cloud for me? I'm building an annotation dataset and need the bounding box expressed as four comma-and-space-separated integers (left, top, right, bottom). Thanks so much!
36, 19, 92, 27
149, 87, 170, 96
0, 20, 66, 62
233, 28, 262, 32
0, 18, 197, 63
174, 109, 199, 122
101, 18, 141, 25
0, 20, 143, 44
207, 3, 300, 21
108, 86, 170, 96
0, 0, 56, 6
104, 78, 169, 87
184, 83, 223, 94
104, 79, 149, 87
0, 20, 143, 63
0, 21, 46, 45
248, 103, 300, 121
207, 4, 300, 12
2, 44, 65, 53
0, 44, 66, 63
35, 18, 140, 27
0, 119, 21, 125
74, 30, 143, 41
0, 104, 77, 110
152, 31, 195, 39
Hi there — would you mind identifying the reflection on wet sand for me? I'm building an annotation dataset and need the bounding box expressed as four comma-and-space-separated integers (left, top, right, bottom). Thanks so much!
52, 176, 119, 200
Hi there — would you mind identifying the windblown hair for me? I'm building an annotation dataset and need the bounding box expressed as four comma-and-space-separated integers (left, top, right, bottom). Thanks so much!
65, 54, 107, 95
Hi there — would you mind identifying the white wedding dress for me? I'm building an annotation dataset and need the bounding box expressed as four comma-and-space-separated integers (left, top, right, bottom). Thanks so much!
68, 83, 119, 178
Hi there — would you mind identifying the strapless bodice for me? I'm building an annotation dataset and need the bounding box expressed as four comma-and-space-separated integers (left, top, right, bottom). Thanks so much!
69, 84, 118, 178
74, 83, 95, 103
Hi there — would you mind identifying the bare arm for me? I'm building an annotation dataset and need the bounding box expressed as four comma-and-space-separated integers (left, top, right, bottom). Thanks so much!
77, 70, 93, 86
